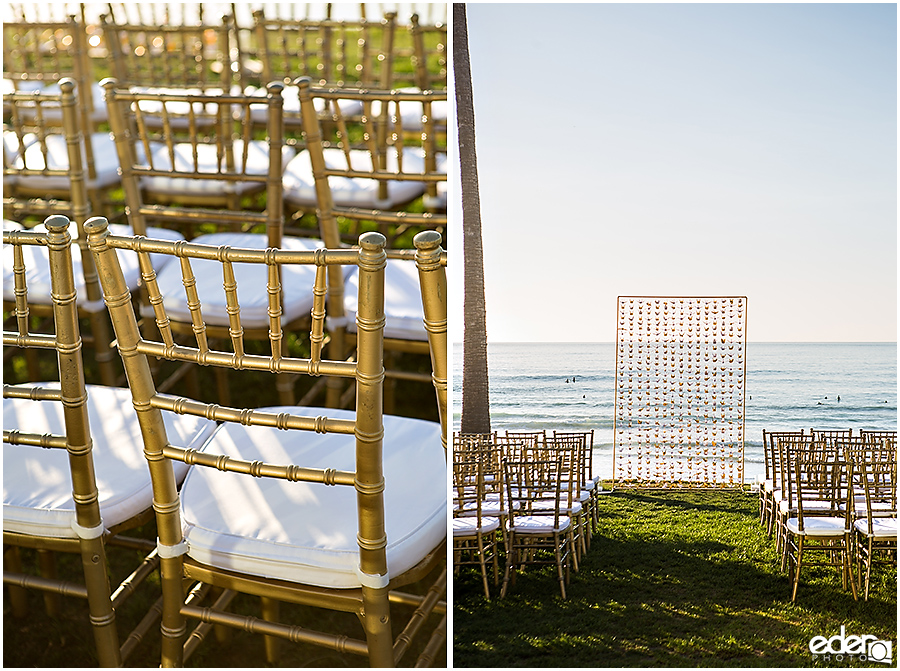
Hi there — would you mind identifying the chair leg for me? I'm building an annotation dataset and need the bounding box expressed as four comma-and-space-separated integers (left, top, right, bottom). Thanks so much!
80, 536, 121, 667
37, 550, 62, 617
790, 536, 803, 603
260, 597, 281, 663
476, 534, 490, 600
554, 533, 567, 600
159, 556, 187, 667
360, 585, 393, 667
4, 546, 30, 617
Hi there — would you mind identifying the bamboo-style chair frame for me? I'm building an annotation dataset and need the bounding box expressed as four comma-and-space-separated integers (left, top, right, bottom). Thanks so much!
3, 78, 118, 386
501, 457, 573, 600
294, 77, 447, 408
2, 14, 115, 218
760, 429, 806, 536
783, 448, 858, 602
295, 76, 448, 245
84, 216, 447, 667
2, 215, 161, 666
252, 9, 398, 92
102, 77, 289, 242
409, 13, 447, 93
452, 456, 500, 600
100, 13, 234, 94
843, 441, 897, 600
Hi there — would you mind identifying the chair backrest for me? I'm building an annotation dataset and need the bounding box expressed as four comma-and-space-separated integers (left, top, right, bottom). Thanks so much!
100, 13, 234, 92
2, 15, 102, 134
2, 214, 121, 666
409, 13, 447, 92
295, 76, 448, 246
252, 10, 398, 91
811, 428, 853, 440
792, 449, 852, 530
504, 458, 564, 529
553, 429, 594, 487
763, 429, 805, 484
3, 78, 90, 222
102, 78, 288, 245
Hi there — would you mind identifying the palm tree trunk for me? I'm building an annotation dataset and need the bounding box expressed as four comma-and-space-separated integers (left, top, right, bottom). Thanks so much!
453, 3, 491, 434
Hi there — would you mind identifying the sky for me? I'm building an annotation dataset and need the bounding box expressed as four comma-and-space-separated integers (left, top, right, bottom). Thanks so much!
448, 2, 897, 343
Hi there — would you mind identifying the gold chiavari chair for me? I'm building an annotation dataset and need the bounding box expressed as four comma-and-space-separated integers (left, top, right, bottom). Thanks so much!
860, 429, 897, 443
2, 14, 118, 216
772, 434, 816, 562
409, 13, 448, 93
3, 215, 217, 666
553, 429, 599, 539
540, 435, 587, 566
452, 456, 501, 600
291, 76, 447, 244
85, 216, 448, 667
850, 453, 896, 600
760, 429, 805, 535
291, 77, 447, 408
783, 448, 857, 602
100, 12, 235, 98
2, 78, 185, 385
102, 78, 323, 405
501, 457, 573, 600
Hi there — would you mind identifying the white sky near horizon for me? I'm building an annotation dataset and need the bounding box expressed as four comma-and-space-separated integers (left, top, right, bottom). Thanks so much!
448, 2, 898, 344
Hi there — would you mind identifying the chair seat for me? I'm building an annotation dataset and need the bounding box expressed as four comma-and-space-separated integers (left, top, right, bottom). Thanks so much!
3, 384, 216, 539
854, 517, 898, 538
179, 406, 446, 589
3, 222, 184, 310
245, 84, 364, 123
785, 516, 850, 537
507, 515, 571, 534
282, 146, 428, 209
452, 516, 500, 537
457, 499, 519, 516
140, 140, 296, 197
344, 257, 426, 341
532, 498, 583, 516
140, 232, 354, 329
9, 131, 121, 191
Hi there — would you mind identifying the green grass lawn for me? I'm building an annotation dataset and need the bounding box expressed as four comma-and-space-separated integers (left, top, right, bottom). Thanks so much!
452, 488, 897, 668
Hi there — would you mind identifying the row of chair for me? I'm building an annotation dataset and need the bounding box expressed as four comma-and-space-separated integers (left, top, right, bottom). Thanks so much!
452, 429, 602, 600
4, 213, 448, 666
3, 74, 446, 408
757, 429, 897, 602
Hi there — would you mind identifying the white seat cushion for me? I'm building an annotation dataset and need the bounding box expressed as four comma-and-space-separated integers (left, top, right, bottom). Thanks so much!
244, 84, 364, 124
785, 516, 849, 537
282, 146, 427, 209
179, 406, 446, 589
10, 132, 122, 191
344, 257, 425, 341
508, 515, 571, 534
22, 81, 108, 124
453, 516, 500, 537
3, 223, 184, 311
3, 384, 217, 539
140, 140, 296, 197
854, 517, 898, 538
141, 232, 354, 329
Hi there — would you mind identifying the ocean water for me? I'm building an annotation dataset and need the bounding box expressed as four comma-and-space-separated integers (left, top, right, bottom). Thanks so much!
452, 342, 897, 483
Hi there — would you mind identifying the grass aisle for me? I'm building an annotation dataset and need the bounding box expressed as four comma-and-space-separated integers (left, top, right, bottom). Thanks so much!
453, 489, 897, 668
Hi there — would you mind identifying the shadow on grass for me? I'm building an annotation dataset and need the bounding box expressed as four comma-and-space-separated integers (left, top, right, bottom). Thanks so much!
453, 490, 897, 668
